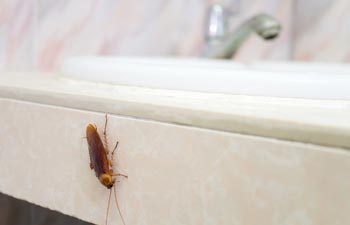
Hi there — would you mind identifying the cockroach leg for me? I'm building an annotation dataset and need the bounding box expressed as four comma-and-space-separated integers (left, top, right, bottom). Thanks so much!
112, 173, 128, 179
111, 141, 119, 159
108, 141, 119, 167
107, 141, 118, 168
113, 185, 126, 225
104, 114, 108, 136
103, 114, 109, 154
105, 188, 112, 225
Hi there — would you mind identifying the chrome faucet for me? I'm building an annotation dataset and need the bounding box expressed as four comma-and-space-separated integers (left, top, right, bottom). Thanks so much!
201, 3, 282, 59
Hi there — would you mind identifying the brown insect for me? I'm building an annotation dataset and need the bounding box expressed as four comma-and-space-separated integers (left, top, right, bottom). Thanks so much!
86, 114, 127, 225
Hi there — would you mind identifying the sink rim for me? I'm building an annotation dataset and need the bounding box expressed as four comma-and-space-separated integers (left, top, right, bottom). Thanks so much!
61, 56, 350, 100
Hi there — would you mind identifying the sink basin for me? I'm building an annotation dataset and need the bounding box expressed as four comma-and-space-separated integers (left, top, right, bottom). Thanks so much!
61, 57, 350, 100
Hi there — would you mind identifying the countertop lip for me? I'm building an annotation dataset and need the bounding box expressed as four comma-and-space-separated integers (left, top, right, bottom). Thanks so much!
1, 72, 350, 150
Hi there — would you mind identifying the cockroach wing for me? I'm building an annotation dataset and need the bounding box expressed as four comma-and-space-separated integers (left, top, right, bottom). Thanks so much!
86, 124, 110, 178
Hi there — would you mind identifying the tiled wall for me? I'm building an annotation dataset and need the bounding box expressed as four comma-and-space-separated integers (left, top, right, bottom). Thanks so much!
0, 0, 349, 71
294, 0, 350, 62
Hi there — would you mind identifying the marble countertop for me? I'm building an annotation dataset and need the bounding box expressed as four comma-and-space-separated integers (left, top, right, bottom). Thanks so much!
0, 72, 350, 150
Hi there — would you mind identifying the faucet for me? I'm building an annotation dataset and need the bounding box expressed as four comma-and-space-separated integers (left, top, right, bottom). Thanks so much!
201, 3, 282, 59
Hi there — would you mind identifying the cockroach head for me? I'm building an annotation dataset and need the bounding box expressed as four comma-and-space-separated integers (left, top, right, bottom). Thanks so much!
99, 174, 115, 189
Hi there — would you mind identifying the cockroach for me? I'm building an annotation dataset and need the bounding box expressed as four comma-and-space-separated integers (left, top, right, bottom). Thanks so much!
86, 114, 127, 225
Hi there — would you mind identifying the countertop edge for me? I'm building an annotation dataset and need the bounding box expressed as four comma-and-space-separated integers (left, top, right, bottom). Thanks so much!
0, 82, 349, 150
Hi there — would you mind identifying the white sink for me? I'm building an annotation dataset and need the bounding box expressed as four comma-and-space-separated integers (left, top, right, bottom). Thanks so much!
61, 57, 350, 100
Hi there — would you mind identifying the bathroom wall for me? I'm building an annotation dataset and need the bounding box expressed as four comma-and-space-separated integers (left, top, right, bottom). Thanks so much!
1, 98, 350, 225
294, 0, 350, 62
0, 0, 349, 71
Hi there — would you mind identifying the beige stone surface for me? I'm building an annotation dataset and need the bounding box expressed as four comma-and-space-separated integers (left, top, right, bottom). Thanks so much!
1, 74, 350, 150
0, 98, 350, 225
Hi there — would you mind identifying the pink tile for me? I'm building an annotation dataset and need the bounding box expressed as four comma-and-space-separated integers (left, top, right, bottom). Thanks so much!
3, 0, 35, 70
294, 0, 350, 62
34, 0, 207, 71
0, 1, 6, 69
2, 0, 349, 70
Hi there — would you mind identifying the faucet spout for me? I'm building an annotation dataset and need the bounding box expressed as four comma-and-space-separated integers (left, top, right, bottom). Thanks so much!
201, 13, 282, 59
